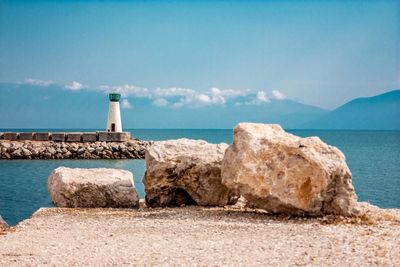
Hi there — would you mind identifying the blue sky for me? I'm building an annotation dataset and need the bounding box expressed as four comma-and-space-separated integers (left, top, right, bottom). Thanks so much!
0, 0, 399, 109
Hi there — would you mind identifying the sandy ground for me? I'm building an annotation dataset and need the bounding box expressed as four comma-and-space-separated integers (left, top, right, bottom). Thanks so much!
0, 206, 399, 267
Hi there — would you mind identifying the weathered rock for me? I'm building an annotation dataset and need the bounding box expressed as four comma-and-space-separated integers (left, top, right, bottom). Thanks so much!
221, 123, 358, 216
143, 139, 238, 207
48, 167, 139, 208
11, 149, 22, 158
21, 147, 32, 157
1, 142, 11, 149
46, 147, 56, 154
95, 147, 104, 154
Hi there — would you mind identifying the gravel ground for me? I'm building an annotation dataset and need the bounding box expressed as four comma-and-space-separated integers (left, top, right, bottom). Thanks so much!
0, 206, 399, 266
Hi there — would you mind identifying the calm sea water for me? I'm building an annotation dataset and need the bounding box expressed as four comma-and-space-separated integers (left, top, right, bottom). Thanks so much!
0, 129, 399, 226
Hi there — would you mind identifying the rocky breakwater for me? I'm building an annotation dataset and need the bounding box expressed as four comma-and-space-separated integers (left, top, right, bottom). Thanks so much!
0, 139, 149, 159
221, 123, 359, 216
143, 139, 238, 207
48, 167, 139, 208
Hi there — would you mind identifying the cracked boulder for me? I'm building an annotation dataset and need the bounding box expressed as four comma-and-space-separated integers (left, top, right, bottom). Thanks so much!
221, 123, 358, 216
48, 167, 139, 208
143, 139, 238, 207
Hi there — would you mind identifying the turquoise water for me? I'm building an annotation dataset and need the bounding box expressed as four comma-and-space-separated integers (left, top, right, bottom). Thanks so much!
0, 129, 399, 225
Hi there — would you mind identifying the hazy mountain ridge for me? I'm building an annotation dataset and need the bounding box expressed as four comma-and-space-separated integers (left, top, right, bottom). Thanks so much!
302, 90, 400, 130
0, 83, 398, 129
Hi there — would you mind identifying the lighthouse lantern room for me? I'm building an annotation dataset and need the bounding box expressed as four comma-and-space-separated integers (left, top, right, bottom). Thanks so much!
107, 93, 122, 132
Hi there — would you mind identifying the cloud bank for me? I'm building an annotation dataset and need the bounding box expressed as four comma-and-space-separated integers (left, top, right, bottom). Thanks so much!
65, 81, 84, 90
21, 78, 287, 108
23, 78, 54, 87
98, 84, 285, 108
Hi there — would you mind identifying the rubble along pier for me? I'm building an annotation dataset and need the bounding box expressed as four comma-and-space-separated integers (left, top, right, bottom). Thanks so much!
0, 132, 150, 159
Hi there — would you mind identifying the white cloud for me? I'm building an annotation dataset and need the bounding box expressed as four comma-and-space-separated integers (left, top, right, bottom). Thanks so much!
154, 87, 195, 98
170, 97, 193, 107
209, 88, 226, 104
211, 87, 248, 98
271, 90, 286, 100
235, 91, 270, 106
98, 84, 282, 108
256, 91, 270, 103
153, 98, 169, 107
165, 88, 228, 107
65, 81, 84, 90
211, 95, 226, 104
196, 94, 212, 104
121, 99, 132, 109
100, 84, 150, 98
23, 78, 54, 87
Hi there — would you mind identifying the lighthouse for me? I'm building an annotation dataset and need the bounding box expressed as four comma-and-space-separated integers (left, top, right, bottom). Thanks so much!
107, 93, 122, 132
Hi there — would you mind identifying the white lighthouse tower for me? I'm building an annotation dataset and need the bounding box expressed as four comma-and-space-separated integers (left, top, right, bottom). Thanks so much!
106, 93, 122, 132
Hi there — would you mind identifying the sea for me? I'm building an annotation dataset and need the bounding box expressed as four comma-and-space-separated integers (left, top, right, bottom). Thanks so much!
0, 129, 399, 226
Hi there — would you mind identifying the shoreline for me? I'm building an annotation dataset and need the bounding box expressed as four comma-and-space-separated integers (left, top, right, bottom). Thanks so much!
1, 206, 399, 266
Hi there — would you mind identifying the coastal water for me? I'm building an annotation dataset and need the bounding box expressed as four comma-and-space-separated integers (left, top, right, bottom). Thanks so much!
0, 129, 399, 226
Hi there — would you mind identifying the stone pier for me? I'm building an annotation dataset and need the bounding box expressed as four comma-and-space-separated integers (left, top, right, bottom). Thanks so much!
0, 138, 149, 160
0, 132, 131, 142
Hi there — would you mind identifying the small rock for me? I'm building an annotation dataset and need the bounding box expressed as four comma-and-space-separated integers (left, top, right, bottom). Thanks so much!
46, 147, 56, 154
48, 167, 139, 208
1, 142, 12, 149
20, 147, 31, 156
11, 149, 22, 158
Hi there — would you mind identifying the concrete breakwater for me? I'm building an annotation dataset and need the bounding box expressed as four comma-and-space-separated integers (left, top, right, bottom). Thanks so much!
0, 139, 149, 159
0, 131, 131, 142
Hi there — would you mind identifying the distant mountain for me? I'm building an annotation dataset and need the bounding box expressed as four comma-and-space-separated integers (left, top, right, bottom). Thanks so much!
132, 99, 327, 129
303, 90, 400, 130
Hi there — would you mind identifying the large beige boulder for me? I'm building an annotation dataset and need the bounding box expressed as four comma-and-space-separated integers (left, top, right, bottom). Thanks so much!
221, 123, 358, 216
143, 139, 238, 207
48, 167, 139, 208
